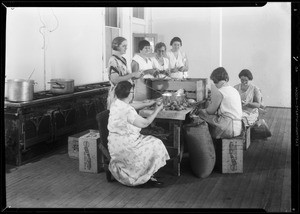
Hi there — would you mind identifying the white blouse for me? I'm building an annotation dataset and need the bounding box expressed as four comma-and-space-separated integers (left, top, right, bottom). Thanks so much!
166, 50, 188, 79
132, 54, 154, 79
151, 56, 169, 71
166, 50, 186, 69
218, 85, 243, 136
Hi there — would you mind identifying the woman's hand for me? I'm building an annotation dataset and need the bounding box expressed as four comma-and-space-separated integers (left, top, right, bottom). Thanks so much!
178, 66, 185, 72
178, 66, 188, 72
143, 69, 158, 76
131, 71, 142, 79
151, 69, 160, 78
154, 102, 164, 113
145, 99, 156, 107
242, 100, 248, 107
170, 68, 179, 73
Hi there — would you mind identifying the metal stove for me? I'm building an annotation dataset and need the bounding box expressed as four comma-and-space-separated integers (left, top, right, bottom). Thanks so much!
4, 81, 110, 166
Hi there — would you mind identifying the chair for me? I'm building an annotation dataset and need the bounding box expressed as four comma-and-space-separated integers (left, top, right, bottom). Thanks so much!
96, 110, 114, 182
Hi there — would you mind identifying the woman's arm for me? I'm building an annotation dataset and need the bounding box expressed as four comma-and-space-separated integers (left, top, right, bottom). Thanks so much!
143, 68, 158, 76
130, 100, 156, 110
183, 53, 189, 71
131, 61, 140, 73
132, 59, 157, 76
206, 84, 222, 114
110, 72, 134, 85
244, 86, 262, 108
133, 103, 163, 128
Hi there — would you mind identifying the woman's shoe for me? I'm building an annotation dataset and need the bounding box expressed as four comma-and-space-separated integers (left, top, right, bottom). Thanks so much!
146, 177, 164, 188
104, 165, 115, 182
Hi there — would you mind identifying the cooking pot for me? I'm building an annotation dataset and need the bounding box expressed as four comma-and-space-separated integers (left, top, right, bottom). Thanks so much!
7, 79, 35, 102
173, 92, 185, 105
48, 79, 74, 94
162, 92, 172, 106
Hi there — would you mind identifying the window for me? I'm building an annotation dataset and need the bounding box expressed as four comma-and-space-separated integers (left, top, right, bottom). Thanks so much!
133, 7, 144, 19
105, 7, 120, 66
105, 7, 118, 27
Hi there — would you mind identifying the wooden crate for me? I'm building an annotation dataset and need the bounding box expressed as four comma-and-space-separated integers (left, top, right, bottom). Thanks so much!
78, 130, 104, 173
68, 130, 95, 159
150, 78, 208, 102
221, 137, 244, 173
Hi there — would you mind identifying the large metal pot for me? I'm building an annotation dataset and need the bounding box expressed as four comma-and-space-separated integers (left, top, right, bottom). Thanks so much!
7, 79, 35, 102
48, 79, 74, 94
173, 93, 185, 105
162, 92, 172, 106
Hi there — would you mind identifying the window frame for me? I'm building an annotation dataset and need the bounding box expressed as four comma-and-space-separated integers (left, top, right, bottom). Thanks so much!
104, 7, 121, 68
132, 7, 145, 20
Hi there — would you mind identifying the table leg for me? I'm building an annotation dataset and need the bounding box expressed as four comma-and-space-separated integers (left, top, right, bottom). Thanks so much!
173, 123, 181, 176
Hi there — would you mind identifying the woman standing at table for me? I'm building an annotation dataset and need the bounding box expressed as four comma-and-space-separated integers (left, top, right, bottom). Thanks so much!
131, 39, 158, 100
131, 39, 158, 78
151, 42, 170, 78
107, 36, 154, 109
166, 37, 189, 79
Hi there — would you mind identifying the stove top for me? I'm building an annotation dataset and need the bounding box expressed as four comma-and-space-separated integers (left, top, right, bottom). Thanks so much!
33, 82, 111, 99
5, 82, 111, 102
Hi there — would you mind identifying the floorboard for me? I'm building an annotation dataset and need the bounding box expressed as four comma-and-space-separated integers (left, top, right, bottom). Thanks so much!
238, 107, 283, 209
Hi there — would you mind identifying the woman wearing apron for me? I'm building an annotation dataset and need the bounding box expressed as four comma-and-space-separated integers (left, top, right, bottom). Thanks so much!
107, 37, 155, 109
234, 69, 265, 126
196, 67, 243, 139
166, 37, 189, 79
131, 39, 158, 101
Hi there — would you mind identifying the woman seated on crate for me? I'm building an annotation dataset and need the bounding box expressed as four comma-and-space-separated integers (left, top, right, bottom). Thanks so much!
107, 36, 155, 110
150, 42, 171, 79
234, 69, 266, 126
166, 37, 189, 79
107, 81, 170, 187
194, 67, 243, 139
131, 39, 159, 79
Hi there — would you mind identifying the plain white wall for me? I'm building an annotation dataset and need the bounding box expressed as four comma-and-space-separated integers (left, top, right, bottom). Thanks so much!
222, 3, 291, 108
150, 3, 291, 107
5, 7, 148, 90
6, 7, 105, 91
150, 7, 221, 78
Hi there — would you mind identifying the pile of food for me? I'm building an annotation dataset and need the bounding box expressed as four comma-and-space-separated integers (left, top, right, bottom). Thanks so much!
153, 70, 170, 78
164, 99, 196, 111
147, 89, 197, 111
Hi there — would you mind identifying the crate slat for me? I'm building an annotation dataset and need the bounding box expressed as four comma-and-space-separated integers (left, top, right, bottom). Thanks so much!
150, 78, 208, 102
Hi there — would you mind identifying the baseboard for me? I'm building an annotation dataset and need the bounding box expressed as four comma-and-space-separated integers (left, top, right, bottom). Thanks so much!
266, 106, 291, 109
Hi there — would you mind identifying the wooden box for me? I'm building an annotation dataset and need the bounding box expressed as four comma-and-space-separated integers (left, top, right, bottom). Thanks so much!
78, 130, 104, 173
68, 130, 95, 159
221, 138, 244, 173
150, 78, 208, 102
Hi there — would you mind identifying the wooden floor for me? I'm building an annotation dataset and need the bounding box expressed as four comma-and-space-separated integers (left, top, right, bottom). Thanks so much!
5, 107, 291, 211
